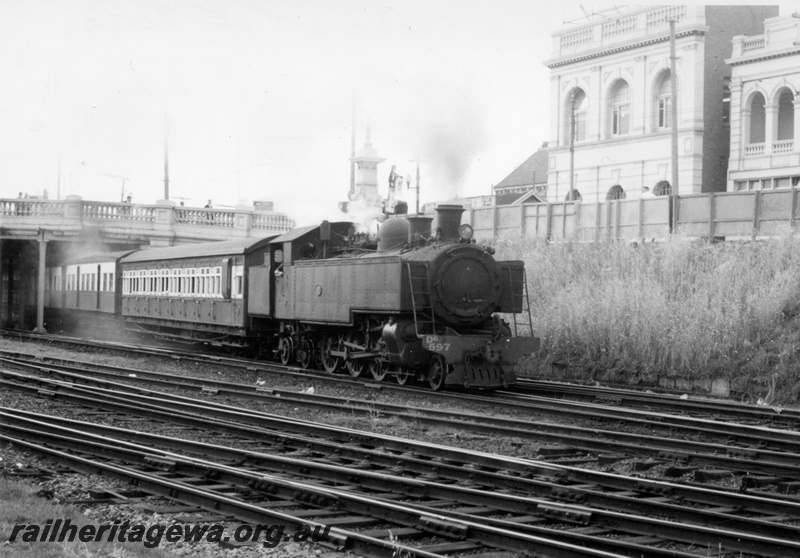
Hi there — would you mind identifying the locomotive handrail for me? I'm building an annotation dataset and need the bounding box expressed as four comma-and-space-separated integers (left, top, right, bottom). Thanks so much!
406, 262, 436, 337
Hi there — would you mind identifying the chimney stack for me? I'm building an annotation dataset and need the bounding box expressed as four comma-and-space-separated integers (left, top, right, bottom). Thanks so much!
434, 204, 465, 243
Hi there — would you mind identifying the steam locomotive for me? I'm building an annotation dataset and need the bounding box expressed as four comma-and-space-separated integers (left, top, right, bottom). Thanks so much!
44, 205, 538, 389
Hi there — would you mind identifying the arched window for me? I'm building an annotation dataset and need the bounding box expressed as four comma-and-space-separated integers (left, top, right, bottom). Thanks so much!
778, 89, 795, 141
653, 180, 672, 196
565, 89, 587, 144
607, 185, 626, 200
655, 72, 672, 129
565, 189, 582, 201
749, 92, 766, 144
609, 80, 631, 136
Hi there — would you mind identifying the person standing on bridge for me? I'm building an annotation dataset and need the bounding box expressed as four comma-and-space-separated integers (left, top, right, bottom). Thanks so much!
121, 194, 132, 217
204, 199, 214, 224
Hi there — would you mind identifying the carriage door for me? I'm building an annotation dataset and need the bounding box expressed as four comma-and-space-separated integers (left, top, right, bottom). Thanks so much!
271, 242, 292, 319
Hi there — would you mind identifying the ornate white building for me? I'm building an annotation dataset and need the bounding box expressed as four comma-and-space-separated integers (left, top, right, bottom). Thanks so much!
727, 15, 800, 191
544, 5, 777, 203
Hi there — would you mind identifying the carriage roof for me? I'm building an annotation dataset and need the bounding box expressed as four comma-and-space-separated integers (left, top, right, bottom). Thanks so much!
121, 236, 278, 263
62, 250, 137, 266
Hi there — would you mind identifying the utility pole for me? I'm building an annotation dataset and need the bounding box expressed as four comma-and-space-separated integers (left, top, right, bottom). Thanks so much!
164, 131, 170, 200
568, 90, 576, 202
349, 90, 356, 200
100, 173, 129, 201
164, 142, 170, 200
670, 18, 679, 232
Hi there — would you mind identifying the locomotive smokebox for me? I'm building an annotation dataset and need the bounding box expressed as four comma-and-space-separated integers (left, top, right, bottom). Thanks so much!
434, 204, 465, 243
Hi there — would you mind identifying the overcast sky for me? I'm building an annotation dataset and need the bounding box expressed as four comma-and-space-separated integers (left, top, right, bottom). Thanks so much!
0, 1, 791, 224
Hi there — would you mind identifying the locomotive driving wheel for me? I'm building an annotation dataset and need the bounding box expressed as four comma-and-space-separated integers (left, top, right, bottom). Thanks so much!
277, 336, 293, 366
320, 334, 341, 373
369, 360, 387, 382
368, 337, 387, 382
396, 368, 412, 385
297, 337, 314, 369
427, 355, 447, 391
345, 332, 365, 378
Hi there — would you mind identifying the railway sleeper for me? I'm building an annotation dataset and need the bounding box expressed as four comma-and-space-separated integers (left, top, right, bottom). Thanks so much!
536, 503, 592, 525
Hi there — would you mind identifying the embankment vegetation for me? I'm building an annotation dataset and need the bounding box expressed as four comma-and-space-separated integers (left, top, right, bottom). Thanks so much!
496, 233, 800, 405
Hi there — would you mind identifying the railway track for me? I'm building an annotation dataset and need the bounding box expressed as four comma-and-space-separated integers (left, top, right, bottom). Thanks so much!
4, 351, 800, 481
511, 377, 800, 428
5, 329, 798, 432
4, 362, 800, 556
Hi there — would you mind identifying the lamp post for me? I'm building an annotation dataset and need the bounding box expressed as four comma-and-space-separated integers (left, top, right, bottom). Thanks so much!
100, 174, 130, 202
408, 159, 423, 214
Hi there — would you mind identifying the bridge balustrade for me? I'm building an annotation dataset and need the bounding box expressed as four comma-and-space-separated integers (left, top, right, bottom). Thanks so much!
82, 201, 155, 222
252, 212, 295, 231
0, 196, 294, 244
1, 200, 65, 218
175, 208, 234, 227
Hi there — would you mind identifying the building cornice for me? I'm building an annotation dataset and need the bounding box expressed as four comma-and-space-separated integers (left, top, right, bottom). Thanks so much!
544, 28, 706, 69
727, 47, 800, 66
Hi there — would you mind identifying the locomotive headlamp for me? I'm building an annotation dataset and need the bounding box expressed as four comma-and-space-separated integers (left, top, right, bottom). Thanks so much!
457, 224, 474, 241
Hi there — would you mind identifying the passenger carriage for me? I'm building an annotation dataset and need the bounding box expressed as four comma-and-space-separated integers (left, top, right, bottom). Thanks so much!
119, 237, 276, 346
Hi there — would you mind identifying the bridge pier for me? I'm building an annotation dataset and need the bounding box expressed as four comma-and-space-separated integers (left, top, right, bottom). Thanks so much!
0, 239, 3, 327
35, 235, 47, 334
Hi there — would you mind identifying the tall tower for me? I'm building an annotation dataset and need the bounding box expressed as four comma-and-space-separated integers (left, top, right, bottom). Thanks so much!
348, 126, 385, 204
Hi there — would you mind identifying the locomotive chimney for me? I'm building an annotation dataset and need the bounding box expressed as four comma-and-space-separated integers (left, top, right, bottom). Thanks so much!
407, 215, 433, 243
434, 204, 465, 243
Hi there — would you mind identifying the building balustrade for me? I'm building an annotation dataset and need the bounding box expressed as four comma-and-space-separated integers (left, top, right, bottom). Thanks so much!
645, 5, 686, 31
556, 4, 691, 58
745, 143, 766, 157
773, 139, 794, 154
742, 36, 766, 52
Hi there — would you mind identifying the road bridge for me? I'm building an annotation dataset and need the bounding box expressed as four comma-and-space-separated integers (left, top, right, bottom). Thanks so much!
0, 196, 295, 333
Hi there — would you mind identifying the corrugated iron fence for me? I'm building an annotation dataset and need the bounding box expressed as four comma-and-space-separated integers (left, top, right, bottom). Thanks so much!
467, 189, 800, 242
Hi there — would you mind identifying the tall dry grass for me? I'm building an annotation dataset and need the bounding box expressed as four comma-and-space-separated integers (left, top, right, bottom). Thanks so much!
495, 232, 800, 403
